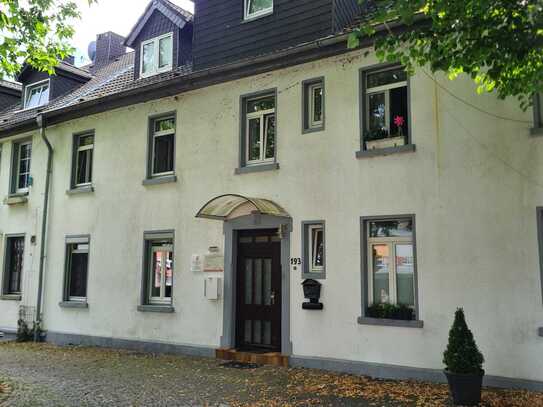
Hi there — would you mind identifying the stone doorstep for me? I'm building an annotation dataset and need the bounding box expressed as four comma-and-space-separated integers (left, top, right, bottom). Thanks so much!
216, 348, 289, 368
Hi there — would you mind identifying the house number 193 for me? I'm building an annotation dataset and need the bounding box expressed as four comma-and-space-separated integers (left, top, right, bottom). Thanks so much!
290, 258, 302, 266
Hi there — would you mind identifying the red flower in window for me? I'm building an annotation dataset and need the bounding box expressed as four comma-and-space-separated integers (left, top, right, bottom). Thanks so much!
394, 115, 405, 127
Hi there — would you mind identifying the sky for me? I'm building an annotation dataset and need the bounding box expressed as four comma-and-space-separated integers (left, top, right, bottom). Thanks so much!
71, 0, 194, 66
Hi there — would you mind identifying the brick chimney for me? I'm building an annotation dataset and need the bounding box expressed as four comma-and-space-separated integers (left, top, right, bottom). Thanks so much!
93, 32, 127, 67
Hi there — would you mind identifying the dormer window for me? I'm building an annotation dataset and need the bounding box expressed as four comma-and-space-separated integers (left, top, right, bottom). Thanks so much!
244, 0, 273, 20
140, 33, 173, 78
24, 80, 49, 109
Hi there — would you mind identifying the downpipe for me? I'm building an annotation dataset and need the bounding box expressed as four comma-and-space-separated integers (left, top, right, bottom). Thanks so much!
34, 114, 53, 342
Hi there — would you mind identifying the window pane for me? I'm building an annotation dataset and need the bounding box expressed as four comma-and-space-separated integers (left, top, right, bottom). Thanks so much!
390, 86, 408, 138
7, 237, 24, 294
165, 250, 173, 298
151, 250, 163, 298
142, 43, 155, 74
312, 86, 323, 123
159, 36, 172, 68
369, 219, 413, 238
69, 250, 88, 298
247, 96, 274, 113
153, 133, 174, 174
312, 228, 324, 268
396, 244, 415, 306
79, 135, 94, 147
372, 244, 390, 304
248, 0, 272, 15
38, 84, 49, 106
155, 118, 175, 133
264, 114, 275, 160
367, 68, 406, 89
248, 117, 261, 161
20, 143, 31, 160
76, 149, 93, 184
368, 92, 387, 134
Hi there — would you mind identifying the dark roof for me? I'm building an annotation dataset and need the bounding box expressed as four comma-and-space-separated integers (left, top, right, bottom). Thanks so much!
125, 0, 193, 48
0, 80, 22, 92
16, 60, 93, 83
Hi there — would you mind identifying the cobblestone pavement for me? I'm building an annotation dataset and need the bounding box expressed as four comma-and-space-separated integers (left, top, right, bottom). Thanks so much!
0, 343, 542, 407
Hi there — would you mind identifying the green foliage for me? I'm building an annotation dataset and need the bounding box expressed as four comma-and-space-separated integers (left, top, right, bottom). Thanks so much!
443, 308, 484, 374
349, 0, 543, 109
16, 319, 43, 342
0, 0, 96, 79
367, 303, 414, 320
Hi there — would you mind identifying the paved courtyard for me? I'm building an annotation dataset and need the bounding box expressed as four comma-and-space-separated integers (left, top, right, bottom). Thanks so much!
0, 342, 541, 407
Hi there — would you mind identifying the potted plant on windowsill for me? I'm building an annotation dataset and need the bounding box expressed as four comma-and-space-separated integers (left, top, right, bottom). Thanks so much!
365, 116, 407, 150
443, 308, 485, 406
367, 303, 415, 321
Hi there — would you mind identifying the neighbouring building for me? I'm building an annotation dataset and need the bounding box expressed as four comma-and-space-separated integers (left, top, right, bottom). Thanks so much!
0, 0, 542, 391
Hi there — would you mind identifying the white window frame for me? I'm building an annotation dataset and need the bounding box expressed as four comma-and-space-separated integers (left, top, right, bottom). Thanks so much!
65, 238, 90, 302
14, 140, 32, 194
23, 79, 50, 109
74, 133, 94, 187
367, 235, 414, 307
244, 0, 273, 20
140, 32, 174, 78
308, 224, 324, 273
151, 116, 176, 177
245, 97, 275, 165
148, 242, 173, 305
365, 72, 407, 136
308, 82, 324, 129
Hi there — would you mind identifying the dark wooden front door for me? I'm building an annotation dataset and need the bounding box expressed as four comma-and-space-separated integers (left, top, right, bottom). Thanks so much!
236, 229, 282, 352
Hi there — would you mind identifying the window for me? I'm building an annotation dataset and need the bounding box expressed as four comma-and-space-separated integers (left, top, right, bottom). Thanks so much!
63, 236, 90, 302
302, 78, 325, 133
2, 235, 24, 296
142, 231, 174, 307
24, 80, 50, 109
72, 132, 94, 188
244, 0, 273, 20
302, 221, 325, 279
11, 140, 32, 194
361, 216, 420, 323
140, 33, 173, 77
361, 65, 409, 150
243, 93, 276, 166
148, 115, 175, 178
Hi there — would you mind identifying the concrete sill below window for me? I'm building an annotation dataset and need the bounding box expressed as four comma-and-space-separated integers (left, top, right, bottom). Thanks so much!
0, 294, 22, 301
66, 185, 94, 195
356, 144, 416, 159
531, 127, 543, 136
357, 316, 424, 329
59, 301, 88, 309
137, 305, 175, 313
235, 163, 280, 175
142, 175, 177, 186
539, 327, 543, 337
4, 194, 28, 205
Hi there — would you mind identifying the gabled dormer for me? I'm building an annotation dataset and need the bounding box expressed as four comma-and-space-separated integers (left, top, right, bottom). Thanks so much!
124, 0, 193, 80
16, 58, 92, 110
0, 80, 22, 112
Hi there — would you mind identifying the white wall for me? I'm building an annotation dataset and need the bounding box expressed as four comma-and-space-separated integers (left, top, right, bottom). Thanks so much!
1, 48, 542, 382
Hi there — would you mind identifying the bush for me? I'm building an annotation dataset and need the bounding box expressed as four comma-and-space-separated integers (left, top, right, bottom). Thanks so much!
367, 303, 414, 320
443, 308, 484, 374
16, 319, 43, 343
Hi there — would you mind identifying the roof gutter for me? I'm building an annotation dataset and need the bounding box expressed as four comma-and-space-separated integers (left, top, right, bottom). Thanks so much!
34, 114, 53, 342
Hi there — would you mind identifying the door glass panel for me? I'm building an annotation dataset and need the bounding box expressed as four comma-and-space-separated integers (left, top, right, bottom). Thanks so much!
244, 259, 253, 305
244, 320, 252, 343
396, 244, 414, 306
263, 258, 272, 306
248, 118, 261, 161
263, 321, 271, 345
253, 320, 262, 344
254, 259, 262, 305
372, 244, 390, 304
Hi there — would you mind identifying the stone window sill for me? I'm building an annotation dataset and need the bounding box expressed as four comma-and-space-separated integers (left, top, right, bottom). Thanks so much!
142, 175, 177, 186
66, 185, 94, 195
137, 305, 175, 313
59, 301, 89, 309
539, 327, 543, 337
0, 294, 22, 301
356, 144, 416, 159
235, 163, 280, 175
531, 127, 543, 136
358, 316, 424, 329
4, 194, 28, 206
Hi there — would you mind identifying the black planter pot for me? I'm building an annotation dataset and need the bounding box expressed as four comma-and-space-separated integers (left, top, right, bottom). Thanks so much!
444, 370, 484, 406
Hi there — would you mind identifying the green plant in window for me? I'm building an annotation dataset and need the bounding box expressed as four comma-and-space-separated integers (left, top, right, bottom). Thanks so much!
367, 303, 414, 320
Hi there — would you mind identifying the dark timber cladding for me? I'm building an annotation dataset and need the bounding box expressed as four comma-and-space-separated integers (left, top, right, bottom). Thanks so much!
192, 0, 337, 69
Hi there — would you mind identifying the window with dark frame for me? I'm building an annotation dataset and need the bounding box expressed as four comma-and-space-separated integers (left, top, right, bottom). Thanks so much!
72, 132, 94, 188
64, 237, 89, 302
11, 140, 32, 194
149, 115, 175, 178
303, 78, 324, 132
3, 236, 24, 295
244, 94, 276, 166
361, 65, 409, 150
143, 233, 174, 306
302, 221, 325, 279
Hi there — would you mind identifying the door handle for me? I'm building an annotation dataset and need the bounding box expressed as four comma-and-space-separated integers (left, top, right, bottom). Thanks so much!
270, 291, 276, 305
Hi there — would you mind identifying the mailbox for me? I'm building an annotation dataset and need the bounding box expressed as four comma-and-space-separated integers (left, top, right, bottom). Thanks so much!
302, 279, 323, 310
